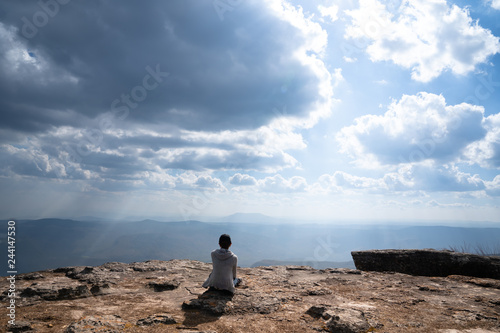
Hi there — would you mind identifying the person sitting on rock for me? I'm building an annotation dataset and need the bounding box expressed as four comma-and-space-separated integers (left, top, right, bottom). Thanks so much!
202, 234, 241, 294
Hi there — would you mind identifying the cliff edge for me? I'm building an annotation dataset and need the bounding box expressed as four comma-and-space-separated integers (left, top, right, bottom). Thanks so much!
351, 249, 500, 279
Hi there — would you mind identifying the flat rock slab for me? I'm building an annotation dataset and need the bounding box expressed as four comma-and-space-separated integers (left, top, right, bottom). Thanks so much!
18, 280, 92, 303
64, 315, 127, 333
1, 259, 499, 332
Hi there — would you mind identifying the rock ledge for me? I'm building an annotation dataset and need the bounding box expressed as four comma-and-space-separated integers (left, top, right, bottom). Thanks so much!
351, 249, 500, 279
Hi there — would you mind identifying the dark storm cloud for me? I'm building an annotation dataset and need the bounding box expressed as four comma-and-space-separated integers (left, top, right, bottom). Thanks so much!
103, 134, 235, 152
0, 0, 333, 193
0, 0, 322, 133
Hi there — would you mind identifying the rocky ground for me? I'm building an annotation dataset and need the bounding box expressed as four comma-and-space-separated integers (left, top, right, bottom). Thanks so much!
1, 259, 499, 332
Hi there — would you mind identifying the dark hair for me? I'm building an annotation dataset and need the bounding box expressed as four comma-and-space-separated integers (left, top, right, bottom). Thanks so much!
219, 234, 232, 249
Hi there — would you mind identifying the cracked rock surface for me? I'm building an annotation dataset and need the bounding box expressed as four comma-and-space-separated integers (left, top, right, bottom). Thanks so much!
1, 259, 499, 332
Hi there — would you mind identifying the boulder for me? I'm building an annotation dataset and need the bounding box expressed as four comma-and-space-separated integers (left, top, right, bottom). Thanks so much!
7, 320, 34, 332
136, 314, 177, 326
147, 279, 181, 291
182, 289, 235, 315
182, 288, 281, 315
306, 305, 372, 333
325, 308, 371, 333
351, 249, 500, 279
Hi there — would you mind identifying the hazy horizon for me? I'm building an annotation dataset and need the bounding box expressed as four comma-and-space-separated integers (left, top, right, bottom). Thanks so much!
2, 217, 500, 274
1, 1, 500, 223
4, 212, 500, 228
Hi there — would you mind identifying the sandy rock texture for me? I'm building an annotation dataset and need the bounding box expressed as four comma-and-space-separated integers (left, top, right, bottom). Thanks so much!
1, 259, 499, 332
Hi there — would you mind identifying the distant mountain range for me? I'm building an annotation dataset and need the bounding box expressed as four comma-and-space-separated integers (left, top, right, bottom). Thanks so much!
1, 217, 499, 274
28, 212, 500, 226
212, 213, 279, 223
250, 259, 356, 270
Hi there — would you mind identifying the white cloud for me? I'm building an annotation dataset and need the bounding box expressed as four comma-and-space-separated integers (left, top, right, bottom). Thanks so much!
229, 173, 257, 186
228, 173, 309, 193
491, 0, 500, 10
0, 144, 68, 179
336, 92, 487, 167
265, 0, 336, 131
405, 164, 485, 192
343, 56, 357, 63
268, 0, 328, 56
318, 164, 485, 193
345, 0, 500, 82
175, 172, 227, 192
463, 112, 500, 168
333, 171, 386, 190
318, 4, 339, 22
194, 175, 226, 190
318, 170, 391, 193
426, 200, 472, 209
485, 175, 500, 196
258, 174, 308, 193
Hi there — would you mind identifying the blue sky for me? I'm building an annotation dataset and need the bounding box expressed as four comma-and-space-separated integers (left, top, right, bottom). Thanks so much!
0, 0, 499, 223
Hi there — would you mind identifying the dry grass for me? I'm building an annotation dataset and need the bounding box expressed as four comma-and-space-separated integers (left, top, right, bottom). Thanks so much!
447, 242, 500, 256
